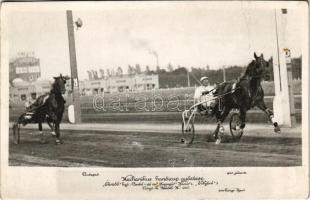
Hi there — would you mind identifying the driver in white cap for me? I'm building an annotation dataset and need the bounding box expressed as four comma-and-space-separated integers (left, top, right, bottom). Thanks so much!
194, 76, 216, 114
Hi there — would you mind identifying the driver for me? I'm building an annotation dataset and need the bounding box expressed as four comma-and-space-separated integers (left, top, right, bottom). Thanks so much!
24, 93, 37, 110
194, 76, 216, 114
24, 93, 37, 120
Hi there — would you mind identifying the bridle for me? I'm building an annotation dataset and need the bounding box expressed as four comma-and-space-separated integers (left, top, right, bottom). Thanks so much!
237, 59, 267, 102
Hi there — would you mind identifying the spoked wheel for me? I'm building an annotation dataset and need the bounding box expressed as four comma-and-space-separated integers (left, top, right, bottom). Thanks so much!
181, 120, 195, 144
229, 112, 243, 141
12, 122, 21, 144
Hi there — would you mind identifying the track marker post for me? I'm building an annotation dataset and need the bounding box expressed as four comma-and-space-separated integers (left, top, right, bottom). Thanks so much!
272, 8, 296, 127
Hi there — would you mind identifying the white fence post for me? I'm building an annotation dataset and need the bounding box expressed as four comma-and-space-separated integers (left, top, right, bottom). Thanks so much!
272, 8, 295, 127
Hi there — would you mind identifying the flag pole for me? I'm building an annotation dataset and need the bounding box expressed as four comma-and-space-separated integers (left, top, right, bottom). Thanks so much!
274, 9, 282, 91
66, 10, 82, 123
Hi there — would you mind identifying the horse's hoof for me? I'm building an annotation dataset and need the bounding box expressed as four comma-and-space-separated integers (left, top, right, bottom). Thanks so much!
219, 126, 225, 133
215, 139, 221, 144
274, 126, 281, 133
55, 139, 63, 145
39, 139, 48, 144
181, 138, 185, 143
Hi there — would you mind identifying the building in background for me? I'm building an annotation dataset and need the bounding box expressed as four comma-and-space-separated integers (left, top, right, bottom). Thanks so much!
9, 57, 159, 101
78, 74, 159, 95
9, 52, 41, 83
10, 78, 53, 103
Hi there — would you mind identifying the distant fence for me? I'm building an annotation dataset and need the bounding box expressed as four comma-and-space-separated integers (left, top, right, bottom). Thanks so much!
9, 80, 302, 123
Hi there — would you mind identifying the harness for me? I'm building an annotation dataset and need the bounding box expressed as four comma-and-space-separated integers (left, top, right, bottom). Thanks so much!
194, 82, 240, 112
238, 74, 263, 107
27, 94, 49, 112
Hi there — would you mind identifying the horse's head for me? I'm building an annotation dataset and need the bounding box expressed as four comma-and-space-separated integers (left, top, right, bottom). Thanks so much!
53, 74, 70, 94
245, 53, 270, 81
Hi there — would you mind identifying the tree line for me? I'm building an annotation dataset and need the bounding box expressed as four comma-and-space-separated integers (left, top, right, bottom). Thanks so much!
155, 56, 302, 88
86, 56, 302, 88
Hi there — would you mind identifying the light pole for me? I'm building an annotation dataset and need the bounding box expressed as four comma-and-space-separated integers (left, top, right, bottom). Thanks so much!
66, 10, 82, 123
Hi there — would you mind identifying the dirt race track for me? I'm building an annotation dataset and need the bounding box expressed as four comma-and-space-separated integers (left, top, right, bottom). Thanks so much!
9, 124, 302, 167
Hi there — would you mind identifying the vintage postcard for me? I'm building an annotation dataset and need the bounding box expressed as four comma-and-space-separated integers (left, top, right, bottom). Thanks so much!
0, 1, 308, 199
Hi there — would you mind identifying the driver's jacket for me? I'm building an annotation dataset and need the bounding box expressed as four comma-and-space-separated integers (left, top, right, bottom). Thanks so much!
24, 93, 65, 122
194, 85, 215, 108
26, 94, 50, 112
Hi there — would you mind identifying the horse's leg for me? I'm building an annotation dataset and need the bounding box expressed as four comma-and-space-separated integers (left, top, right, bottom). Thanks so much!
38, 122, 47, 144
38, 122, 43, 134
47, 121, 56, 136
239, 108, 247, 134
215, 106, 231, 144
212, 123, 220, 142
212, 105, 221, 140
54, 122, 62, 145
256, 102, 281, 133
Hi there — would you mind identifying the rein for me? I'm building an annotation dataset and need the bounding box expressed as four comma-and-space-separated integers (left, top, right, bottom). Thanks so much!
189, 86, 240, 111
238, 73, 263, 103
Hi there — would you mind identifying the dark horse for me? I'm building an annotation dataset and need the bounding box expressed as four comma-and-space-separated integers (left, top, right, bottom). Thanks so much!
211, 53, 281, 144
13, 74, 70, 145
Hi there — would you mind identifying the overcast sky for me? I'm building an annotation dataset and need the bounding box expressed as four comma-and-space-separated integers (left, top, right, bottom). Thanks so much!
5, 2, 306, 80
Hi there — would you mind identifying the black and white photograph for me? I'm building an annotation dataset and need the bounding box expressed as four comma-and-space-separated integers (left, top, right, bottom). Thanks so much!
1, 1, 308, 199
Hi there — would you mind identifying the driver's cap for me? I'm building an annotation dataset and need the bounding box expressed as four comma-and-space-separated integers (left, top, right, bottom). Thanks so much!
200, 76, 208, 82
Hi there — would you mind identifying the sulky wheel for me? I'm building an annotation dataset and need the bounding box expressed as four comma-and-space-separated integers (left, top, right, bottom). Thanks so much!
181, 120, 195, 144
229, 112, 243, 141
12, 122, 21, 144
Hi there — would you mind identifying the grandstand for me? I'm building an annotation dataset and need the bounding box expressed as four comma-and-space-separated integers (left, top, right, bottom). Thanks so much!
78, 74, 159, 95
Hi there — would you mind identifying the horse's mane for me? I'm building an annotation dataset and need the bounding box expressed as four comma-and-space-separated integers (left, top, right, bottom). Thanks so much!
50, 78, 62, 95
240, 60, 256, 79
50, 81, 58, 94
